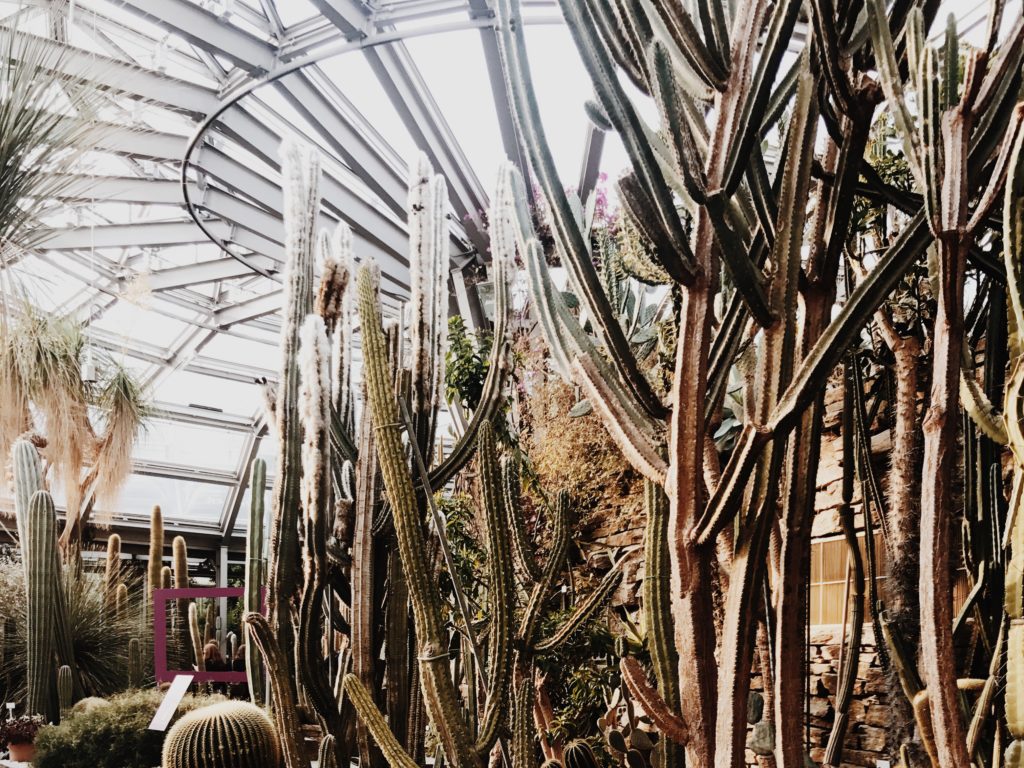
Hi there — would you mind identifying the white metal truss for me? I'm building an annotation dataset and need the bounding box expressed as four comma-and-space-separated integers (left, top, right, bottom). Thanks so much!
0, 0, 566, 551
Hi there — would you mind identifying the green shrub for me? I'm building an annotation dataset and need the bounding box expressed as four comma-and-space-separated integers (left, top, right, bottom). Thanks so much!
33, 689, 225, 768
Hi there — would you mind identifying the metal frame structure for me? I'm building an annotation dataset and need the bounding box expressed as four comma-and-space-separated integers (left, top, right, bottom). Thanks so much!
0, 0, 586, 557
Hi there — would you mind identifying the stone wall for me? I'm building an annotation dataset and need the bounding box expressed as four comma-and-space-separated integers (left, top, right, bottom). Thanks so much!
744, 625, 892, 767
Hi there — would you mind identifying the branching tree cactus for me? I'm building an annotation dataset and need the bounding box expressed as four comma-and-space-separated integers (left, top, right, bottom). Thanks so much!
492, 0, 1024, 766
1003, 85, 1024, 768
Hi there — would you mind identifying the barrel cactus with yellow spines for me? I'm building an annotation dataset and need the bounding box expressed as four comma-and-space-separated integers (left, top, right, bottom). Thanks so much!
563, 740, 601, 768
161, 701, 282, 768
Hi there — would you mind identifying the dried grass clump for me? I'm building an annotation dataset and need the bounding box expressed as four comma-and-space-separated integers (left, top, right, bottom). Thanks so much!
517, 337, 643, 539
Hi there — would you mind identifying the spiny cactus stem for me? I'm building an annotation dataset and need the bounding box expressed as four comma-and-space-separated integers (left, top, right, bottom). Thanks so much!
358, 265, 478, 768
396, 396, 485, 680
619, 657, 689, 745
344, 674, 419, 768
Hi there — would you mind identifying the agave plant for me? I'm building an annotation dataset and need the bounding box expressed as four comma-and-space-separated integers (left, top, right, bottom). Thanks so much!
0, 555, 147, 701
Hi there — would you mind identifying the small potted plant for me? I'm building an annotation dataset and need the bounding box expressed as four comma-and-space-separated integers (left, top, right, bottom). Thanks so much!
0, 714, 46, 762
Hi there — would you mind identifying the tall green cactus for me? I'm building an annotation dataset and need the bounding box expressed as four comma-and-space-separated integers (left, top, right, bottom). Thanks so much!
357, 262, 479, 768
14, 440, 81, 701
104, 533, 120, 612
244, 458, 266, 705
146, 505, 164, 636
173, 535, 190, 669
473, 423, 514, 757
266, 138, 317, 693
57, 664, 72, 720
128, 637, 142, 688
12, 439, 42, 564
189, 603, 204, 673
161, 701, 282, 768
25, 489, 57, 720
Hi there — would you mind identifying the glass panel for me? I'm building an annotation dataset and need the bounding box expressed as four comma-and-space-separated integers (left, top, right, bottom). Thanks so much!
810, 540, 822, 582
200, 332, 278, 369
809, 584, 822, 626
94, 474, 230, 524
134, 419, 247, 473
819, 583, 846, 625
231, 483, 272, 535
91, 300, 192, 348
158, 369, 262, 417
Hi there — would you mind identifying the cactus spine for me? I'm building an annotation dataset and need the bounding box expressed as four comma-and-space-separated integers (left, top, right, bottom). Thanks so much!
161, 701, 282, 768
25, 490, 57, 720
244, 457, 266, 705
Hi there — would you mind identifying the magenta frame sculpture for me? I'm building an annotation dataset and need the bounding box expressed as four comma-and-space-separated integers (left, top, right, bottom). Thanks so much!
153, 587, 248, 683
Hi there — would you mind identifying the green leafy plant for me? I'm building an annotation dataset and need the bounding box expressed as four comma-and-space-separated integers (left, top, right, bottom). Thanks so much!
445, 316, 492, 411
33, 689, 226, 768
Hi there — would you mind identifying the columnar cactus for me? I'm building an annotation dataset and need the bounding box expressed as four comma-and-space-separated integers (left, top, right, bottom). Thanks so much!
173, 535, 190, 668
25, 489, 57, 720
161, 701, 282, 768
12, 439, 42, 564
189, 603, 205, 673
115, 583, 129, 619
266, 139, 317, 687
104, 533, 120, 612
1003, 92, 1024, 768
57, 664, 72, 720
147, 505, 164, 632
128, 637, 142, 688
244, 458, 266, 705
488, 0, 1024, 762
357, 262, 479, 768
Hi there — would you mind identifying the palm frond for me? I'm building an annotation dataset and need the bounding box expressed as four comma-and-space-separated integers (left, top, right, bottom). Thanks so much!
0, 31, 114, 260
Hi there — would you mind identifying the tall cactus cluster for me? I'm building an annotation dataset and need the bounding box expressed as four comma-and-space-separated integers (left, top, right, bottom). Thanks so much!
488, 0, 1024, 766
231, 133, 632, 768
2, 0, 1018, 765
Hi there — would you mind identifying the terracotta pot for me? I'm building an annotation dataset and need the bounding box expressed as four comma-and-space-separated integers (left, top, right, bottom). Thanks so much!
7, 741, 35, 762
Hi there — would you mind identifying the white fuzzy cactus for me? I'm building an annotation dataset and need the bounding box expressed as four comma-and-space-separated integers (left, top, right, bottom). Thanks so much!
298, 314, 332, 534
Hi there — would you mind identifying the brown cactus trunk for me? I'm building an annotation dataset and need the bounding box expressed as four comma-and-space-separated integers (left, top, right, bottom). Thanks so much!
919, 235, 971, 768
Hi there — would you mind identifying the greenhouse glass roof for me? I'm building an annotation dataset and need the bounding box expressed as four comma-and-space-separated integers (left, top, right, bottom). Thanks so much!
0, 0, 996, 552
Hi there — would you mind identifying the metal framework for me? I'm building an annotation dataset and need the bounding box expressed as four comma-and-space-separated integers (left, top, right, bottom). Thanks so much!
0, 0, 578, 554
